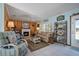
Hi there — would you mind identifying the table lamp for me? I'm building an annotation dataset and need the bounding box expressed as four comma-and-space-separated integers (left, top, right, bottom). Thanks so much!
8, 21, 14, 31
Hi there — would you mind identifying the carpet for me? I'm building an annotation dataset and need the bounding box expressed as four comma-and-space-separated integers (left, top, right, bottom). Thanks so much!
27, 40, 49, 52
27, 44, 79, 56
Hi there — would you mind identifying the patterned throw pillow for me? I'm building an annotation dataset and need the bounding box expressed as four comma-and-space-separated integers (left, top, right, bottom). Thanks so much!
2, 32, 10, 44
0, 32, 9, 45
8, 35, 17, 44
16, 33, 21, 44
7, 31, 17, 44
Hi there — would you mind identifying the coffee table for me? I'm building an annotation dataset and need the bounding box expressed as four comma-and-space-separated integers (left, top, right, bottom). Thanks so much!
31, 37, 41, 44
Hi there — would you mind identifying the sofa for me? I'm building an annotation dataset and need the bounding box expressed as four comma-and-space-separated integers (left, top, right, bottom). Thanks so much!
0, 31, 28, 56
37, 32, 53, 43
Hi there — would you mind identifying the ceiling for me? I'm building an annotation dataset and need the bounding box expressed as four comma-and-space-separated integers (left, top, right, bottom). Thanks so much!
6, 3, 79, 21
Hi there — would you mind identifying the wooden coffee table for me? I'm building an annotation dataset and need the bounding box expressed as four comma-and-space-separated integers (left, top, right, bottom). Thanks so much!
31, 37, 41, 44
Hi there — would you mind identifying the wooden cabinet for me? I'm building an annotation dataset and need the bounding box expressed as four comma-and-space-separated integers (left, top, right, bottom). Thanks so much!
29, 22, 37, 35
14, 20, 22, 31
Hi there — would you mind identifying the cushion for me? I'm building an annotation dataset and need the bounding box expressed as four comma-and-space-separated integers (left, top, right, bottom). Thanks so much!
0, 32, 4, 39
0, 32, 9, 45
2, 32, 10, 44
8, 31, 17, 44
8, 35, 16, 44
16, 33, 21, 44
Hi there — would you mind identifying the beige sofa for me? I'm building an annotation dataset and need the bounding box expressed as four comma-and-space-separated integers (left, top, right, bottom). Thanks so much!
37, 32, 53, 43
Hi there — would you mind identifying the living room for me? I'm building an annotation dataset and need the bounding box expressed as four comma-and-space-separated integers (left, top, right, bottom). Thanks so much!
0, 3, 79, 56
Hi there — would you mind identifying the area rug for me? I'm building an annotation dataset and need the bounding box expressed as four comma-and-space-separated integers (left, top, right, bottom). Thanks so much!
27, 40, 49, 52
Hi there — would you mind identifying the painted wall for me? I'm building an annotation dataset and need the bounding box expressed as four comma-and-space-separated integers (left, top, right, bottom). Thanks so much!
49, 8, 79, 45
0, 4, 4, 32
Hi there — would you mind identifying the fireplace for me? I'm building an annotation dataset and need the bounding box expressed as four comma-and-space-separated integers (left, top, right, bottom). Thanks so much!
23, 32, 29, 36
22, 29, 30, 36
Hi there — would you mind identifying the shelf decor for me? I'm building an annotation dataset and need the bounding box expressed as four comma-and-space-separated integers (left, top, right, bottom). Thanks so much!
54, 21, 67, 45
57, 15, 65, 21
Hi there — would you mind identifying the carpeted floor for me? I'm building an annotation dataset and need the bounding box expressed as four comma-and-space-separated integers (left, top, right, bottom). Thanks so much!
27, 40, 49, 52
27, 43, 79, 56
71, 46, 79, 52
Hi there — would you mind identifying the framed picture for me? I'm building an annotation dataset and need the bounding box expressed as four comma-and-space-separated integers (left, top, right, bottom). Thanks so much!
57, 15, 65, 21
22, 23, 29, 29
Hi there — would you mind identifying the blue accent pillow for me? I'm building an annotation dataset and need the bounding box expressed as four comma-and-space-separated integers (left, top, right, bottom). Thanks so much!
16, 33, 21, 44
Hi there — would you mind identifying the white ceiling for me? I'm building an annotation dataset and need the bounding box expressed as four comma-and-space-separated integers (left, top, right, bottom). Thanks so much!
7, 3, 79, 21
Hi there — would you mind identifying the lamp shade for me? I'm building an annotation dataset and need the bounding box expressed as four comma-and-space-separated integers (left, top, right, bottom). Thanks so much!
8, 21, 14, 28
37, 27, 39, 30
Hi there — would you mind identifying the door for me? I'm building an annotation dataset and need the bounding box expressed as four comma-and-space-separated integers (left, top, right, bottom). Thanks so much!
71, 14, 79, 48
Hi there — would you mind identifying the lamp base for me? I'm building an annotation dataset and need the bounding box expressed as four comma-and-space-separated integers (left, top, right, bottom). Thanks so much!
9, 27, 14, 31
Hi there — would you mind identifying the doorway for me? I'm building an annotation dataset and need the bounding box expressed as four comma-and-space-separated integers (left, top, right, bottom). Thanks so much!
70, 13, 79, 48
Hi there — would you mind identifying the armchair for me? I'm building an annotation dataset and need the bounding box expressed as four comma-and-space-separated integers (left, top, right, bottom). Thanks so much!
0, 31, 28, 56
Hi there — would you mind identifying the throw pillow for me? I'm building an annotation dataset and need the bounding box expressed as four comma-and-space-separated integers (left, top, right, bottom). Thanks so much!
16, 33, 21, 44
8, 35, 17, 44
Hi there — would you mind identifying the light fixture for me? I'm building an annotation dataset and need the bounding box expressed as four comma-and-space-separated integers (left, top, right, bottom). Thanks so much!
37, 24, 40, 30
8, 21, 14, 31
37, 27, 39, 30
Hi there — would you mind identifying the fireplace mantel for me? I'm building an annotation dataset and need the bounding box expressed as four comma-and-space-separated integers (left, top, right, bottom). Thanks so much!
22, 29, 30, 37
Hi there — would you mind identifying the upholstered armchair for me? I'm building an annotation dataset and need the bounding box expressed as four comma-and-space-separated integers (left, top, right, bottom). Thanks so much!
0, 31, 28, 56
